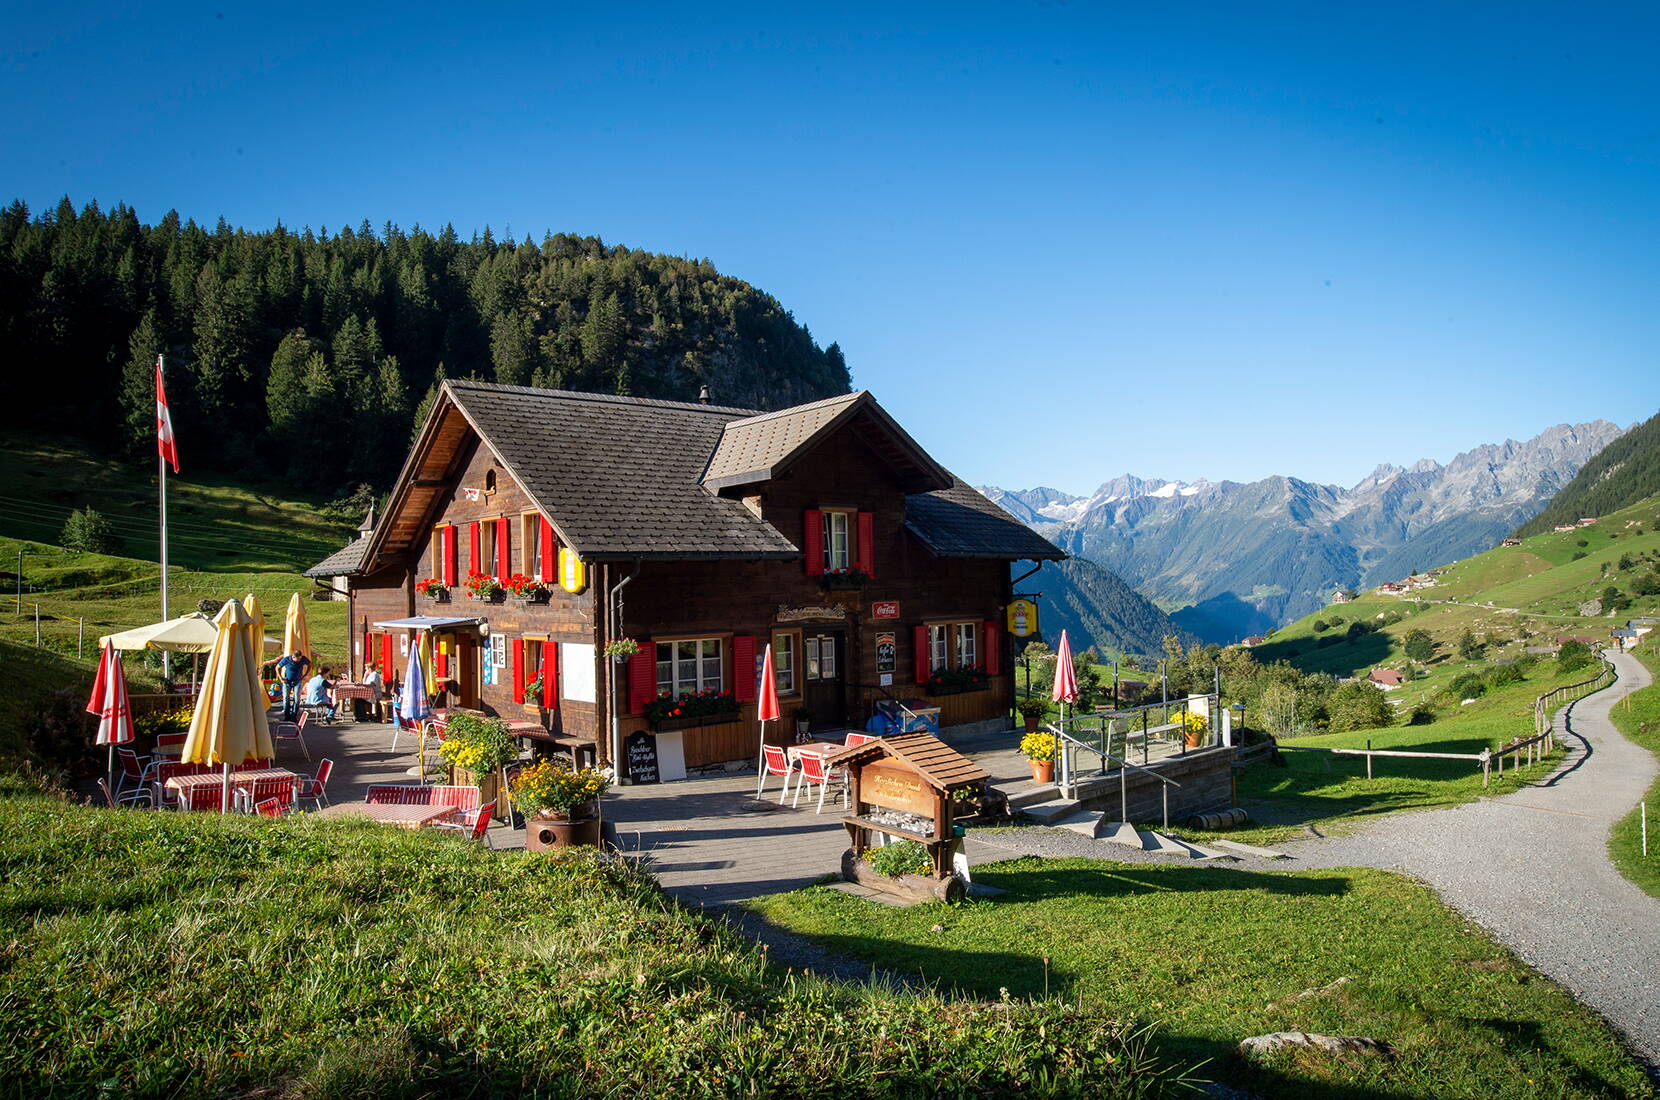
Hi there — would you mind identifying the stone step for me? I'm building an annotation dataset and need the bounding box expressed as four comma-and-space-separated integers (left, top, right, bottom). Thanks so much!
1098, 820, 1147, 848
1209, 838, 1291, 860
1054, 808, 1105, 837
1020, 798, 1081, 824
1167, 836, 1236, 860
1140, 829, 1200, 857
1000, 781, 1062, 811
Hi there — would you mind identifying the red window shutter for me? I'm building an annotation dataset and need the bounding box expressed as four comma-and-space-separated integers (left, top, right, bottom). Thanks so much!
803, 509, 823, 575
496, 516, 510, 578
364, 631, 377, 678
914, 624, 930, 684
628, 644, 655, 714
441, 526, 457, 586
983, 621, 1001, 676
539, 517, 556, 584
856, 511, 875, 578
381, 633, 393, 676
511, 639, 525, 704
732, 635, 757, 702
468, 522, 481, 576
542, 642, 559, 709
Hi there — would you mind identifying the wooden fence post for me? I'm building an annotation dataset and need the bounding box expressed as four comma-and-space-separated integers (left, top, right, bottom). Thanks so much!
1482, 750, 1491, 788
1366, 739, 1373, 780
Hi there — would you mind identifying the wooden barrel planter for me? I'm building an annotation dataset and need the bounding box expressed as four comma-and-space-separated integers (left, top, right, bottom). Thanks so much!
1186, 807, 1248, 830
525, 801, 601, 851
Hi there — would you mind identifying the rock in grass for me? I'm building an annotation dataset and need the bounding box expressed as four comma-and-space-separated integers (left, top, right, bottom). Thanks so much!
1239, 1031, 1395, 1060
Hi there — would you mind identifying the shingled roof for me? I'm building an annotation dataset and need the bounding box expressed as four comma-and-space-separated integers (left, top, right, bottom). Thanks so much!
904, 479, 1067, 560
824, 730, 990, 791
445, 381, 801, 561
303, 535, 372, 578
347, 379, 1064, 570
703, 391, 952, 494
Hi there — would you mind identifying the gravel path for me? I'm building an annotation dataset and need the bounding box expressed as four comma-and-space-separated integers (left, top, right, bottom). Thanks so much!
1279, 649, 1660, 1067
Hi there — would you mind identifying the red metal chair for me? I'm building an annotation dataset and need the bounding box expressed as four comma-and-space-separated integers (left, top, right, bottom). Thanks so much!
294, 759, 333, 810
758, 744, 799, 803
151, 761, 211, 809
254, 797, 288, 818
791, 752, 848, 814
233, 775, 296, 814
155, 732, 187, 749
97, 777, 151, 809
269, 710, 312, 762
365, 783, 433, 806
116, 748, 153, 798
843, 732, 880, 748
433, 800, 495, 846
179, 782, 231, 812
429, 785, 480, 812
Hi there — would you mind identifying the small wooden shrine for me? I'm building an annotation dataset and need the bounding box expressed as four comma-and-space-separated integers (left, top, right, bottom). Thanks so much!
824, 731, 990, 903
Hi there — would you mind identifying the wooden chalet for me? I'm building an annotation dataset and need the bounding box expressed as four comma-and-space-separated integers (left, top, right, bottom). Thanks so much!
308, 380, 1064, 774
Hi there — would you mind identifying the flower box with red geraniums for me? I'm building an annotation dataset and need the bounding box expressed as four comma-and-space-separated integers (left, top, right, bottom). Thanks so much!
820, 566, 871, 591
502, 572, 551, 604
643, 688, 741, 730
463, 570, 504, 601
415, 577, 451, 602
925, 664, 990, 696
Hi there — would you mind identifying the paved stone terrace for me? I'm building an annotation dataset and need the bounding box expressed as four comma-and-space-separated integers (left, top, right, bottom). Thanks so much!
273, 712, 1039, 908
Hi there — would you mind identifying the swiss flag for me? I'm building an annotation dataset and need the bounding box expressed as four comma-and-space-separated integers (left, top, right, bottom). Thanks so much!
155, 356, 179, 474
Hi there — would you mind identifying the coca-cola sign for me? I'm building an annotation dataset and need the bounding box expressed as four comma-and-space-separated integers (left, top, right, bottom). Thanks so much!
871, 601, 900, 620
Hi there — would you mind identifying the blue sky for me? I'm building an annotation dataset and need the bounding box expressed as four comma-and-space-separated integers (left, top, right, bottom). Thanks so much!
6, 2, 1658, 493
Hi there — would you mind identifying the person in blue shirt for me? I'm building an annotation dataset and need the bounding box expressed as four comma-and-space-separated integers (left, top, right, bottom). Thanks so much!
303, 666, 337, 722
274, 649, 310, 721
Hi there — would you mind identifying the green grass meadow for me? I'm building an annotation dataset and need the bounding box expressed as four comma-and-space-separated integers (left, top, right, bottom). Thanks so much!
0, 786, 1181, 1099
1609, 639, 1660, 900
750, 857, 1656, 1099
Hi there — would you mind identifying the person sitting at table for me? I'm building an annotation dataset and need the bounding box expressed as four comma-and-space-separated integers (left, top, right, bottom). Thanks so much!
363, 662, 386, 721
303, 666, 338, 722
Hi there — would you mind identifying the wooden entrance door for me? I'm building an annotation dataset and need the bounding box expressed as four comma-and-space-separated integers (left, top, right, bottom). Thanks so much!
802, 629, 846, 729
452, 635, 480, 708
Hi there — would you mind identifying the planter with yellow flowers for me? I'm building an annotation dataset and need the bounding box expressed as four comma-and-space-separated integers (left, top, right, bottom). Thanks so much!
511, 759, 613, 851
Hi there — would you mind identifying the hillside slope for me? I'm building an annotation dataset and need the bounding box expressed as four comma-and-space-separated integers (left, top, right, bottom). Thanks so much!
0, 198, 851, 494
986, 420, 1621, 642
1514, 408, 1660, 537
1022, 558, 1196, 659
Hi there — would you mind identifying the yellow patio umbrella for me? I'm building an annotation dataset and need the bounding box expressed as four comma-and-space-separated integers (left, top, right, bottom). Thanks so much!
419, 629, 437, 696
181, 599, 275, 812
284, 592, 311, 662
244, 593, 271, 711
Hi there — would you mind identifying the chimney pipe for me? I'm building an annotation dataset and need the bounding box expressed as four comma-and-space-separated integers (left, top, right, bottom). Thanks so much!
697, 385, 710, 404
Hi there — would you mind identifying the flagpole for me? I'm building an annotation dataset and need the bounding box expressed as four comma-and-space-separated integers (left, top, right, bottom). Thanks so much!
158, 354, 170, 683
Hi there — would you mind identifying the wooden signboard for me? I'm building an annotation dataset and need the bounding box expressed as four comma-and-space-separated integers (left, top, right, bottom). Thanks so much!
860, 760, 935, 818
623, 729, 660, 785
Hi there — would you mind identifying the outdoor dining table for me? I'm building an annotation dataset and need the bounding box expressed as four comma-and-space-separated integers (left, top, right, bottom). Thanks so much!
330, 682, 376, 703
787, 741, 847, 761
312, 801, 456, 829
164, 768, 297, 808
151, 742, 185, 758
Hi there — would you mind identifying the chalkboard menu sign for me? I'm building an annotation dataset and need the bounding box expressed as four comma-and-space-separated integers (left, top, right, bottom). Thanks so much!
624, 729, 660, 785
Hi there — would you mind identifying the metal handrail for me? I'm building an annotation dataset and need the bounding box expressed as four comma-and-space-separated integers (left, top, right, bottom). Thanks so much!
1050, 721, 1185, 828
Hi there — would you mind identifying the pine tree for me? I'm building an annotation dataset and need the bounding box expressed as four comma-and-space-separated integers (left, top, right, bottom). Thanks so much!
119, 311, 164, 457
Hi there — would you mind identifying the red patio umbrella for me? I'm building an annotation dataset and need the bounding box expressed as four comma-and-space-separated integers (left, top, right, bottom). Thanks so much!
754, 643, 781, 798
86, 641, 135, 787
1050, 630, 1078, 782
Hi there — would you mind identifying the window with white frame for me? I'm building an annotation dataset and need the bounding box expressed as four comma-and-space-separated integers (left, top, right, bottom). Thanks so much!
772, 631, 798, 695
929, 621, 979, 672
821, 509, 851, 572
478, 520, 496, 577
656, 638, 723, 696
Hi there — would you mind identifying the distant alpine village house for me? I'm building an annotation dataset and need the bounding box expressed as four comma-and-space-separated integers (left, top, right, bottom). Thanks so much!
306, 381, 1064, 774
1331, 589, 1355, 604
1374, 570, 1444, 597
1367, 668, 1405, 689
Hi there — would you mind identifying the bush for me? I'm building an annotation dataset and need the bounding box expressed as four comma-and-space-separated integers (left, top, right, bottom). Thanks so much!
1346, 621, 1371, 639
1408, 704, 1436, 725
1573, 551, 1588, 561
1449, 672, 1486, 700
1403, 630, 1435, 661
1632, 572, 1660, 597
1485, 664, 1524, 688
1576, 539, 1589, 547
60, 508, 120, 554
1312, 619, 1328, 633
1558, 640, 1595, 673
1327, 681, 1393, 732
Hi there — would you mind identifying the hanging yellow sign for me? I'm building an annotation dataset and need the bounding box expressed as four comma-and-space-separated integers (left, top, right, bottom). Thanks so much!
559, 547, 587, 594
1007, 598, 1039, 638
